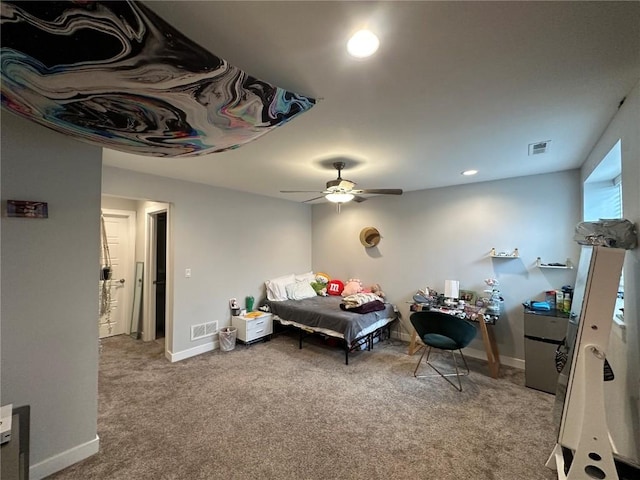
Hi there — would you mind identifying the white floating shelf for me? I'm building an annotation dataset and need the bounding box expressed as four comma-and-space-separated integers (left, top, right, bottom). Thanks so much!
536, 257, 573, 269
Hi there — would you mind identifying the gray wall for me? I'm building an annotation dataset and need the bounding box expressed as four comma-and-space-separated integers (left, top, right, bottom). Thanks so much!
312, 170, 581, 362
581, 80, 639, 465
102, 167, 313, 357
1, 114, 102, 477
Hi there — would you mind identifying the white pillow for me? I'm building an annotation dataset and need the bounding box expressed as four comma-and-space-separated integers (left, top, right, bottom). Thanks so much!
265, 273, 295, 301
286, 281, 318, 301
295, 271, 315, 283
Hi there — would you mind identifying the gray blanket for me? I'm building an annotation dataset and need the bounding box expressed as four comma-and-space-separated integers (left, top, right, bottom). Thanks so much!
266, 295, 395, 344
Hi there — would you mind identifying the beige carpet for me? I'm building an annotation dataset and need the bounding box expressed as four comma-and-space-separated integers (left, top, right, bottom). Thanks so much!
48, 332, 558, 479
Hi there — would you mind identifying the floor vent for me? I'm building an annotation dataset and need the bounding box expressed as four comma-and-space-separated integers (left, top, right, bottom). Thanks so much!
191, 321, 218, 341
528, 140, 550, 156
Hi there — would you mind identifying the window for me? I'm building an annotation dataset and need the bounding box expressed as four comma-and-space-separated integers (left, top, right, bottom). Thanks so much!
583, 139, 624, 325
584, 140, 622, 221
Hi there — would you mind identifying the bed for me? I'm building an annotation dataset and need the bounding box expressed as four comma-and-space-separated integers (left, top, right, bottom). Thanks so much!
266, 295, 397, 364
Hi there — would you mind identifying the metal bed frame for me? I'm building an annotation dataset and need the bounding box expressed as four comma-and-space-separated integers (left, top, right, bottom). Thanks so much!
292, 318, 396, 365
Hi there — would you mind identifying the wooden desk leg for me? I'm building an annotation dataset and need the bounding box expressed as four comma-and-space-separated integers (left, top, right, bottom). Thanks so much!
408, 329, 426, 356
408, 330, 419, 355
477, 314, 500, 378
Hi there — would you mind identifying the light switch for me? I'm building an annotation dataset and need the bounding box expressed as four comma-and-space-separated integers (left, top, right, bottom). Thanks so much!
185, 268, 191, 278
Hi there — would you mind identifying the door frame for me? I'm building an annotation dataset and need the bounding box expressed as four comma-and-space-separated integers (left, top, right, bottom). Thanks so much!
143, 203, 173, 353
100, 208, 136, 337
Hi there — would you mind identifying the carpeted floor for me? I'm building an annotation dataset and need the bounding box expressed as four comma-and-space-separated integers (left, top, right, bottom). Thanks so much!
48, 331, 559, 479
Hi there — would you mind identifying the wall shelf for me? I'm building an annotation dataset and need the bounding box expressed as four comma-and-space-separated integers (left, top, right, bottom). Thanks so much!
536, 257, 573, 269
490, 247, 519, 258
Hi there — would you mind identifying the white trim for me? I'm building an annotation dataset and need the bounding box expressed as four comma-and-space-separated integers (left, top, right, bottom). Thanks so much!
463, 346, 525, 370
167, 340, 219, 362
30, 435, 99, 480
142, 203, 173, 360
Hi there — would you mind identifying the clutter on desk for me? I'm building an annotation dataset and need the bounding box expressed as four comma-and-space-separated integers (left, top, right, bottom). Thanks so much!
524, 285, 574, 314
410, 287, 498, 324
522, 300, 552, 311
483, 278, 503, 316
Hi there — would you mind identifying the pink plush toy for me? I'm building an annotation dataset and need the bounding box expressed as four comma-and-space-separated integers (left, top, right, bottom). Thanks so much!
342, 278, 363, 297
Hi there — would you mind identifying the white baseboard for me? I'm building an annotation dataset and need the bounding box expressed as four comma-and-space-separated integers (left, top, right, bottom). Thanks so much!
392, 330, 525, 370
167, 340, 219, 362
30, 435, 99, 480
463, 346, 525, 370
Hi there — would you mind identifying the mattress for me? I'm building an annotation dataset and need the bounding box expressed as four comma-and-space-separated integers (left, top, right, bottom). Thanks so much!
266, 295, 396, 344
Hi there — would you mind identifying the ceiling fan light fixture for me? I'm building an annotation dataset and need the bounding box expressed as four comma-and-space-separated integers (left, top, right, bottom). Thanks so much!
326, 192, 355, 203
347, 30, 379, 58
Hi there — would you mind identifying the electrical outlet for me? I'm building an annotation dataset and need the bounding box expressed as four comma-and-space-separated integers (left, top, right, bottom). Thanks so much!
185, 268, 191, 278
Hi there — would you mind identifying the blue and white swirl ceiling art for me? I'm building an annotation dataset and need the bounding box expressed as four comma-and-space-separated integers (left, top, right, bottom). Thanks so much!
1, 1, 316, 156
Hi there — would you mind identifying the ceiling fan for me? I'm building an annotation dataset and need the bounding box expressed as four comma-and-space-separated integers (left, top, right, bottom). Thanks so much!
280, 161, 403, 205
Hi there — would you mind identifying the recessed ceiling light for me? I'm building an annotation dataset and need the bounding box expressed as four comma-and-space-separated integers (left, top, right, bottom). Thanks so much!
347, 30, 379, 58
462, 169, 478, 176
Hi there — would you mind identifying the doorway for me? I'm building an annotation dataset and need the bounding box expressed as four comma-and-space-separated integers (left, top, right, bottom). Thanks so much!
154, 212, 167, 338
99, 209, 136, 338
100, 196, 173, 358
143, 202, 172, 349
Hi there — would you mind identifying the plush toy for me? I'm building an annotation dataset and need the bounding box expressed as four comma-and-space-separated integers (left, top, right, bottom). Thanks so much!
370, 283, 385, 299
310, 273, 330, 296
310, 281, 328, 296
326, 279, 345, 296
342, 278, 363, 297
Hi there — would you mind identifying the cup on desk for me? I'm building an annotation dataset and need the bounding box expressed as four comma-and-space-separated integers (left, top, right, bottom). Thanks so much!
458, 300, 465, 309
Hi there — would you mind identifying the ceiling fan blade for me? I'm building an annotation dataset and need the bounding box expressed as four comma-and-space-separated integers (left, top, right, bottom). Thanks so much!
353, 195, 368, 203
354, 188, 403, 195
302, 196, 325, 203
280, 190, 324, 193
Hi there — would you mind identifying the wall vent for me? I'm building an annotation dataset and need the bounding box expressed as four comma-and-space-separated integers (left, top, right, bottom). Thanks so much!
191, 321, 218, 341
528, 140, 550, 156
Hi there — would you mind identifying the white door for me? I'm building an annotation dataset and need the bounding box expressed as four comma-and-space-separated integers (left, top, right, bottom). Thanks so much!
99, 210, 136, 338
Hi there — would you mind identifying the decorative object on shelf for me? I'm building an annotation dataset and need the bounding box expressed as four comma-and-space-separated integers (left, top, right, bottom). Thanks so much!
490, 247, 519, 258
536, 257, 573, 269
359, 227, 381, 248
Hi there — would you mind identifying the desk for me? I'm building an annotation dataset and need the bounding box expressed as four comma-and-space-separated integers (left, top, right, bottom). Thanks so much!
408, 307, 501, 378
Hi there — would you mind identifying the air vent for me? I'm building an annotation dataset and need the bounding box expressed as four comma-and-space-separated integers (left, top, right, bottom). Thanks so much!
191, 321, 218, 341
528, 140, 550, 156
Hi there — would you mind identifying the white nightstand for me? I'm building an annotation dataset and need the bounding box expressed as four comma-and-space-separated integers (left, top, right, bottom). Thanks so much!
232, 312, 273, 344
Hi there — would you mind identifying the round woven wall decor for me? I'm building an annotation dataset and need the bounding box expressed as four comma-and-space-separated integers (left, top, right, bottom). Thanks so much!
359, 227, 381, 248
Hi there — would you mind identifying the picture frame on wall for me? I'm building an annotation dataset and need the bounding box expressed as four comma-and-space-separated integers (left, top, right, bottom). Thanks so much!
6, 200, 48, 218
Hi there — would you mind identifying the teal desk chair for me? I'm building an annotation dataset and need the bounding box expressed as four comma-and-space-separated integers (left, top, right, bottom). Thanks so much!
410, 311, 477, 391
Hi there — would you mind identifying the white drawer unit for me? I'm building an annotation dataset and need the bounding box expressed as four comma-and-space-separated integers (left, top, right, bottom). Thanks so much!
232, 313, 273, 344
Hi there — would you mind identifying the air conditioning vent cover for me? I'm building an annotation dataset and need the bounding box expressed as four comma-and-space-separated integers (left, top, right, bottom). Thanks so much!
529, 140, 550, 156
191, 321, 218, 341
